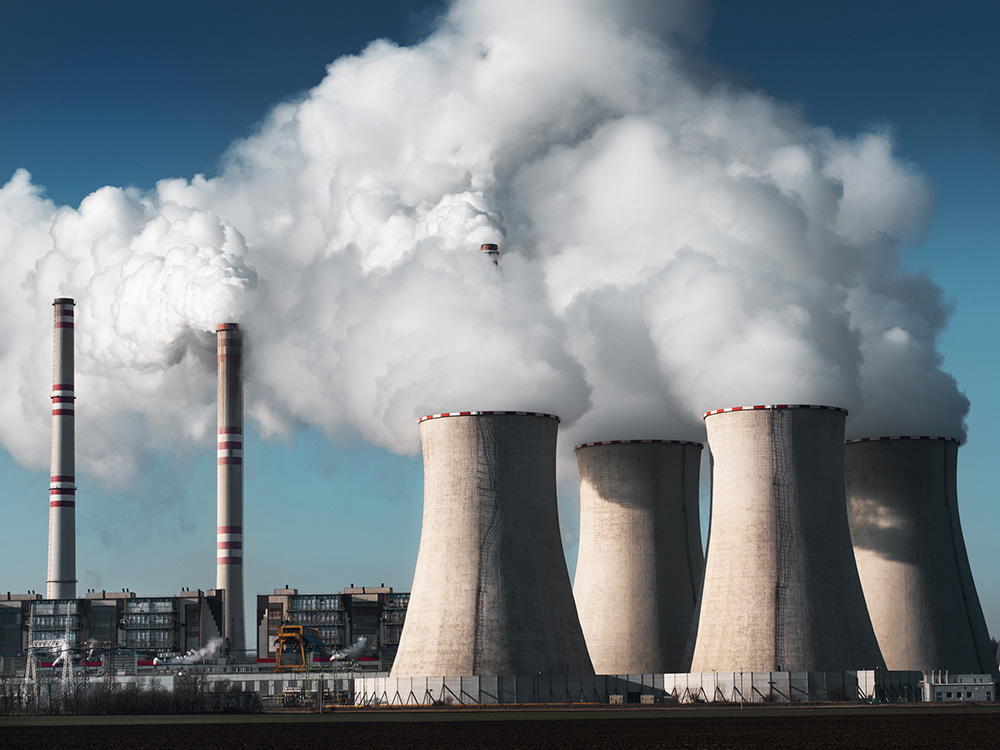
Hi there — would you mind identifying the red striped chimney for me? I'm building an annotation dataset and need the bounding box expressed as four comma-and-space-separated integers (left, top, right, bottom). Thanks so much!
480, 243, 500, 266
217, 322, 245, 653
47, 298, 77, 599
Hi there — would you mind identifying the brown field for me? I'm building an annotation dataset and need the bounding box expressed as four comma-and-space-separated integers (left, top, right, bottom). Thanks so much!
3, 704, 999, 749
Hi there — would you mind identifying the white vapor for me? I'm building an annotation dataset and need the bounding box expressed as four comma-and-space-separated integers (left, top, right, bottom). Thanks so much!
331, 635, 369, 662
0, 0, 967, 500
163, 636, 225, 665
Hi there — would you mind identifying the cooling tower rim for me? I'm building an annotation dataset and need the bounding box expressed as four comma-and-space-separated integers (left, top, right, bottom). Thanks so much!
53, 298, 75, 305
703, 404, 847, 419
419, 410, 560, 423
480, 243, 500, 251
575, 439, 704, 450
217, 322, 240, 331
845, 435, 960, 444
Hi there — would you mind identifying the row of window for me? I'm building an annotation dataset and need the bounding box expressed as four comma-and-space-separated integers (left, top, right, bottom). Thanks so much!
123, 614, 175, 628
290, 596, 342, 610
30, 615, 78, 630
125, 599, 176, 614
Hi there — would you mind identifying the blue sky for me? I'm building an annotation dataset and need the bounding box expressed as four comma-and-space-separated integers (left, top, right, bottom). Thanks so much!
1, 0, 998, 652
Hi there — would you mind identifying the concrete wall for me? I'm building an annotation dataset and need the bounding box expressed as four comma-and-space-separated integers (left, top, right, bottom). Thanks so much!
390, 412, 592, 677
690, 405, 884, 672
846, 437, 997, 676
573, 440, 704, 674
356, 670, 924, 705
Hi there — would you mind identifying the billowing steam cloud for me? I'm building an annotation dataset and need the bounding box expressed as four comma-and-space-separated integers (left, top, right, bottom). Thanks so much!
0, 0, 967, 494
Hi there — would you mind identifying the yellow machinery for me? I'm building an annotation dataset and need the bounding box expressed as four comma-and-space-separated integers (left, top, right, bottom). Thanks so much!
274, 624, 326, 671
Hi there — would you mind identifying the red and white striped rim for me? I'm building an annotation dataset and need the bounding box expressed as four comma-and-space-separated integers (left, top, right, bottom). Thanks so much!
419, 410, 560, 423
217, 322, 240, 331
703, 404, 848, 419
845, 435, 960, 444
575, 439, 704, 450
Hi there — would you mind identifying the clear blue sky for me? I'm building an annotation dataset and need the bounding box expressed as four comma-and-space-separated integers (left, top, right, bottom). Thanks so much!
1, 0, 997, 651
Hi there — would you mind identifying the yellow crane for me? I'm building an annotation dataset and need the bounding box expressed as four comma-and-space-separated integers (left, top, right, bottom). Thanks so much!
274, 624, 327, 671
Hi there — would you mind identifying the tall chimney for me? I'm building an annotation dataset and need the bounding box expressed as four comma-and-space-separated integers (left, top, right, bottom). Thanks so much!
47, 298, 77, 600
216, 323, 244, 654
480, 243, 500, 266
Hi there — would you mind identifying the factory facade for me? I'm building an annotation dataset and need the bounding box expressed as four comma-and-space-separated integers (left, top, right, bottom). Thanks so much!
0, 589, 223, 661
257, 586, 410, 670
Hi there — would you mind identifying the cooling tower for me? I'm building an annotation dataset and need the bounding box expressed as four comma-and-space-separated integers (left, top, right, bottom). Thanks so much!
46, 298, 76, 600
216, 323, 245, 653
689, 405, 884, 672
845, 436, 996, 675
573, 440, 705, 674
390, 411, 593, 677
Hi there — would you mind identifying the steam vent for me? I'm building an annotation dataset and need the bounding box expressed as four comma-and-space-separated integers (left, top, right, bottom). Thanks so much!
390, 411, 593, 677
47, 298, 77, 600
217, 323, 245, 652
573, 440, 704, 674
689, 405, 885, 672
845, 436, 997, 675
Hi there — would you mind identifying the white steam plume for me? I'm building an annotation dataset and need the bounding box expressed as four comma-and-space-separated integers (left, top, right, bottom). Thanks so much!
162, 636, 225, 665
330, 636, 369, 662
0, 0, 967, 498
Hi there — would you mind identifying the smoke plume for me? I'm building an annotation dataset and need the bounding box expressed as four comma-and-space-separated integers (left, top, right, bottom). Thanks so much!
0, 0, 967, 497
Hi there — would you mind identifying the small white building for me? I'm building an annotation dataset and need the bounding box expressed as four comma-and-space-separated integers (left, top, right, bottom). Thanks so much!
922, 672, 994, 702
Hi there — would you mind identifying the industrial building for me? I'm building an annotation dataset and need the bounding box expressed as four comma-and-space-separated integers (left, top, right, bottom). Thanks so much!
256, 585, 410, 671
391, 411, 593, 677
573, 439, 704, 674
689, 405, 885, 672
0, 589, 223, 659
845, 436, 997, 675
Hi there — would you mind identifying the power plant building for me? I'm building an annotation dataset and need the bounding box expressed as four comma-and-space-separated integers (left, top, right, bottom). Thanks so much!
845, 436, 997, 675
573, 440, 704, 674
0, 590, 223, 659
689, 405, 884, 672
216, 323, 245, 654
47, 298, 77, 600
391, 411, 593, 677
257, 585, 410, 670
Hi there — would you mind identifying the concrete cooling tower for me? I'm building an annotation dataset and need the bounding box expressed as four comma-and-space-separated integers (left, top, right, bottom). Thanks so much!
689, 405, 884, 672
573, 440, 704, 674
216, 323, 245, 653
845, 436, 996, 675
390, 411, 593, 678
47, 298, 76, 600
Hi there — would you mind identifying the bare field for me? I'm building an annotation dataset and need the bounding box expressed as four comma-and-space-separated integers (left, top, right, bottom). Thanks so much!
3, 705, 999, 749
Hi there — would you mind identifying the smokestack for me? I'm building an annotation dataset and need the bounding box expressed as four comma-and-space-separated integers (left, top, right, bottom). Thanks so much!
689, 404, 884, 672
573, 440, 704, 674
480, 243, 500, 266
46, 298, 76, 600
390, 411, 593, 677
216, 322, 244, 653
845, 436, 997, 676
